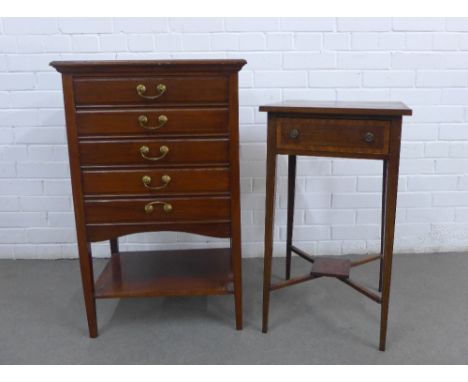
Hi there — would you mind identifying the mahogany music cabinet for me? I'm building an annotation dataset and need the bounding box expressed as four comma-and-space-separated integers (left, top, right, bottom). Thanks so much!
260, 101, 412, 351
51, 59, 246, 337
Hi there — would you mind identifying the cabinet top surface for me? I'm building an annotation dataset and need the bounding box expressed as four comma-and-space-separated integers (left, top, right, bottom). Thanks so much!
50, 59, 247, 73
259, 100, 412, 116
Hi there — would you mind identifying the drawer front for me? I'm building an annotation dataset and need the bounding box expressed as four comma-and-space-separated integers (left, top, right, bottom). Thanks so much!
79, 138, 229, 167
84, 197, 231, 224
276, 118, 390, 155
74, 76, 228, 106
75, 108, 229, 137
82, 167, 230, 196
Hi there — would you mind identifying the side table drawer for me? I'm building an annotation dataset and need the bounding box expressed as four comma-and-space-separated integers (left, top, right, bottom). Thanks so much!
276, 117, 390, 156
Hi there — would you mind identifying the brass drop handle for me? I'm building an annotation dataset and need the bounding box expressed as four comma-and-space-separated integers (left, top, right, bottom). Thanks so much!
139, 145, 169, 161
136, 83, 166, 99
363, 132, 375, 143
142, 174, 171, 190
138, 114, 168, 130
289, 128, 300, 139
144, 201, 173, 214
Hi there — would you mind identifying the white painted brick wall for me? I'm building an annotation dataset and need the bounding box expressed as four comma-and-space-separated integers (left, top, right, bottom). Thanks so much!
1, 17, 468, 259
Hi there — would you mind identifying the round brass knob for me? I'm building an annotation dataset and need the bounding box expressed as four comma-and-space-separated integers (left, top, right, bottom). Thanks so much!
144, 204, 154, 214
158, 114, 168, 124
136, 84, 146, 94
138, 115, 148, 126
289, 128, 300, 139
142, 175, 152, 185
163, 203, 172, 213
363, 132, 375, 143
156, 84, 166, 94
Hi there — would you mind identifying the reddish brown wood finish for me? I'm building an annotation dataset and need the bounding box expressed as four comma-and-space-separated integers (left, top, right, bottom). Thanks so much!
260, 100, 412, 116
78, 138, 229, 167
61, 74, 98, 338
261, 100, 412, 351
310, 257, 351, 278
262, 113, 278, 334
75, 108, 228, 137
379, 117, 403, 351
276, 117, 390, 156
82, 167, 230, 196
86, 222, 231, 242
73, 76, 228, 106
110, 238, 119, 254
228, 72, 243, 330
84, 196, 231, 224
94, 249, 233, 298
285, 155, 296, 280
52, 59, 246, 337
50, 59, 247, 74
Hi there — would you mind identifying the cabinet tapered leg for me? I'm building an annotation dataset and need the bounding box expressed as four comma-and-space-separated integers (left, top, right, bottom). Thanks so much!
227, 70, 243, 330
231, 234, 243, 330
262, 124, 277, 333
379, 121, 402, 351
78, 242, 97, 338
109, 238, 122, 284
110, 238, 119, 254
379, 160, 387, 293
286, 155, 297, 280
233, 270, 243, 330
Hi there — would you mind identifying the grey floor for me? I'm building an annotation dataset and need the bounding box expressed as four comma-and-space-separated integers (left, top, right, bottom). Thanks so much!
1, 253, 468, 364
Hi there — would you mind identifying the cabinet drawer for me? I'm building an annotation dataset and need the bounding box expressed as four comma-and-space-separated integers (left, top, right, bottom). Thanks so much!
276, 118, 390, 156
84, 196, 230, 224
79, 138, 229, 167
74, 76, 228, 106
75, 108, 228, 137
82, 167, 230, 196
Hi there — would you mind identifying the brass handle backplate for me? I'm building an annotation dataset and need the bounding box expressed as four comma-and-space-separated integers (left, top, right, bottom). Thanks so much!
289, 128, 300, 139
136, 83, 166, 99
142, 174, 171, 190
363, 132, 375, 143
144, 201, 173, 214
138, 114, 168, 130
140, 145, 169, 161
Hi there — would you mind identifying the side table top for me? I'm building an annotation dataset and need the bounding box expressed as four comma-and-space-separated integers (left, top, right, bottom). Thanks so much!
259, 100, 412, 117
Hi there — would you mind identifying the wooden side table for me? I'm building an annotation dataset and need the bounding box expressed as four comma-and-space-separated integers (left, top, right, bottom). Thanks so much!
260, 101, 412, 351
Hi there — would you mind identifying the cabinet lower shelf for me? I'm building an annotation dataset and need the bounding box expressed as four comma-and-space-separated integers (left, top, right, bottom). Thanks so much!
94, 248, 234, 299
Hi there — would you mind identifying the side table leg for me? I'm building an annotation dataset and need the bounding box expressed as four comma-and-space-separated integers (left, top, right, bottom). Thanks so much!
262, 127, 277, 333
379, 159, 388, 292
379, 121, 402, 351
286, 155, 297, 280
